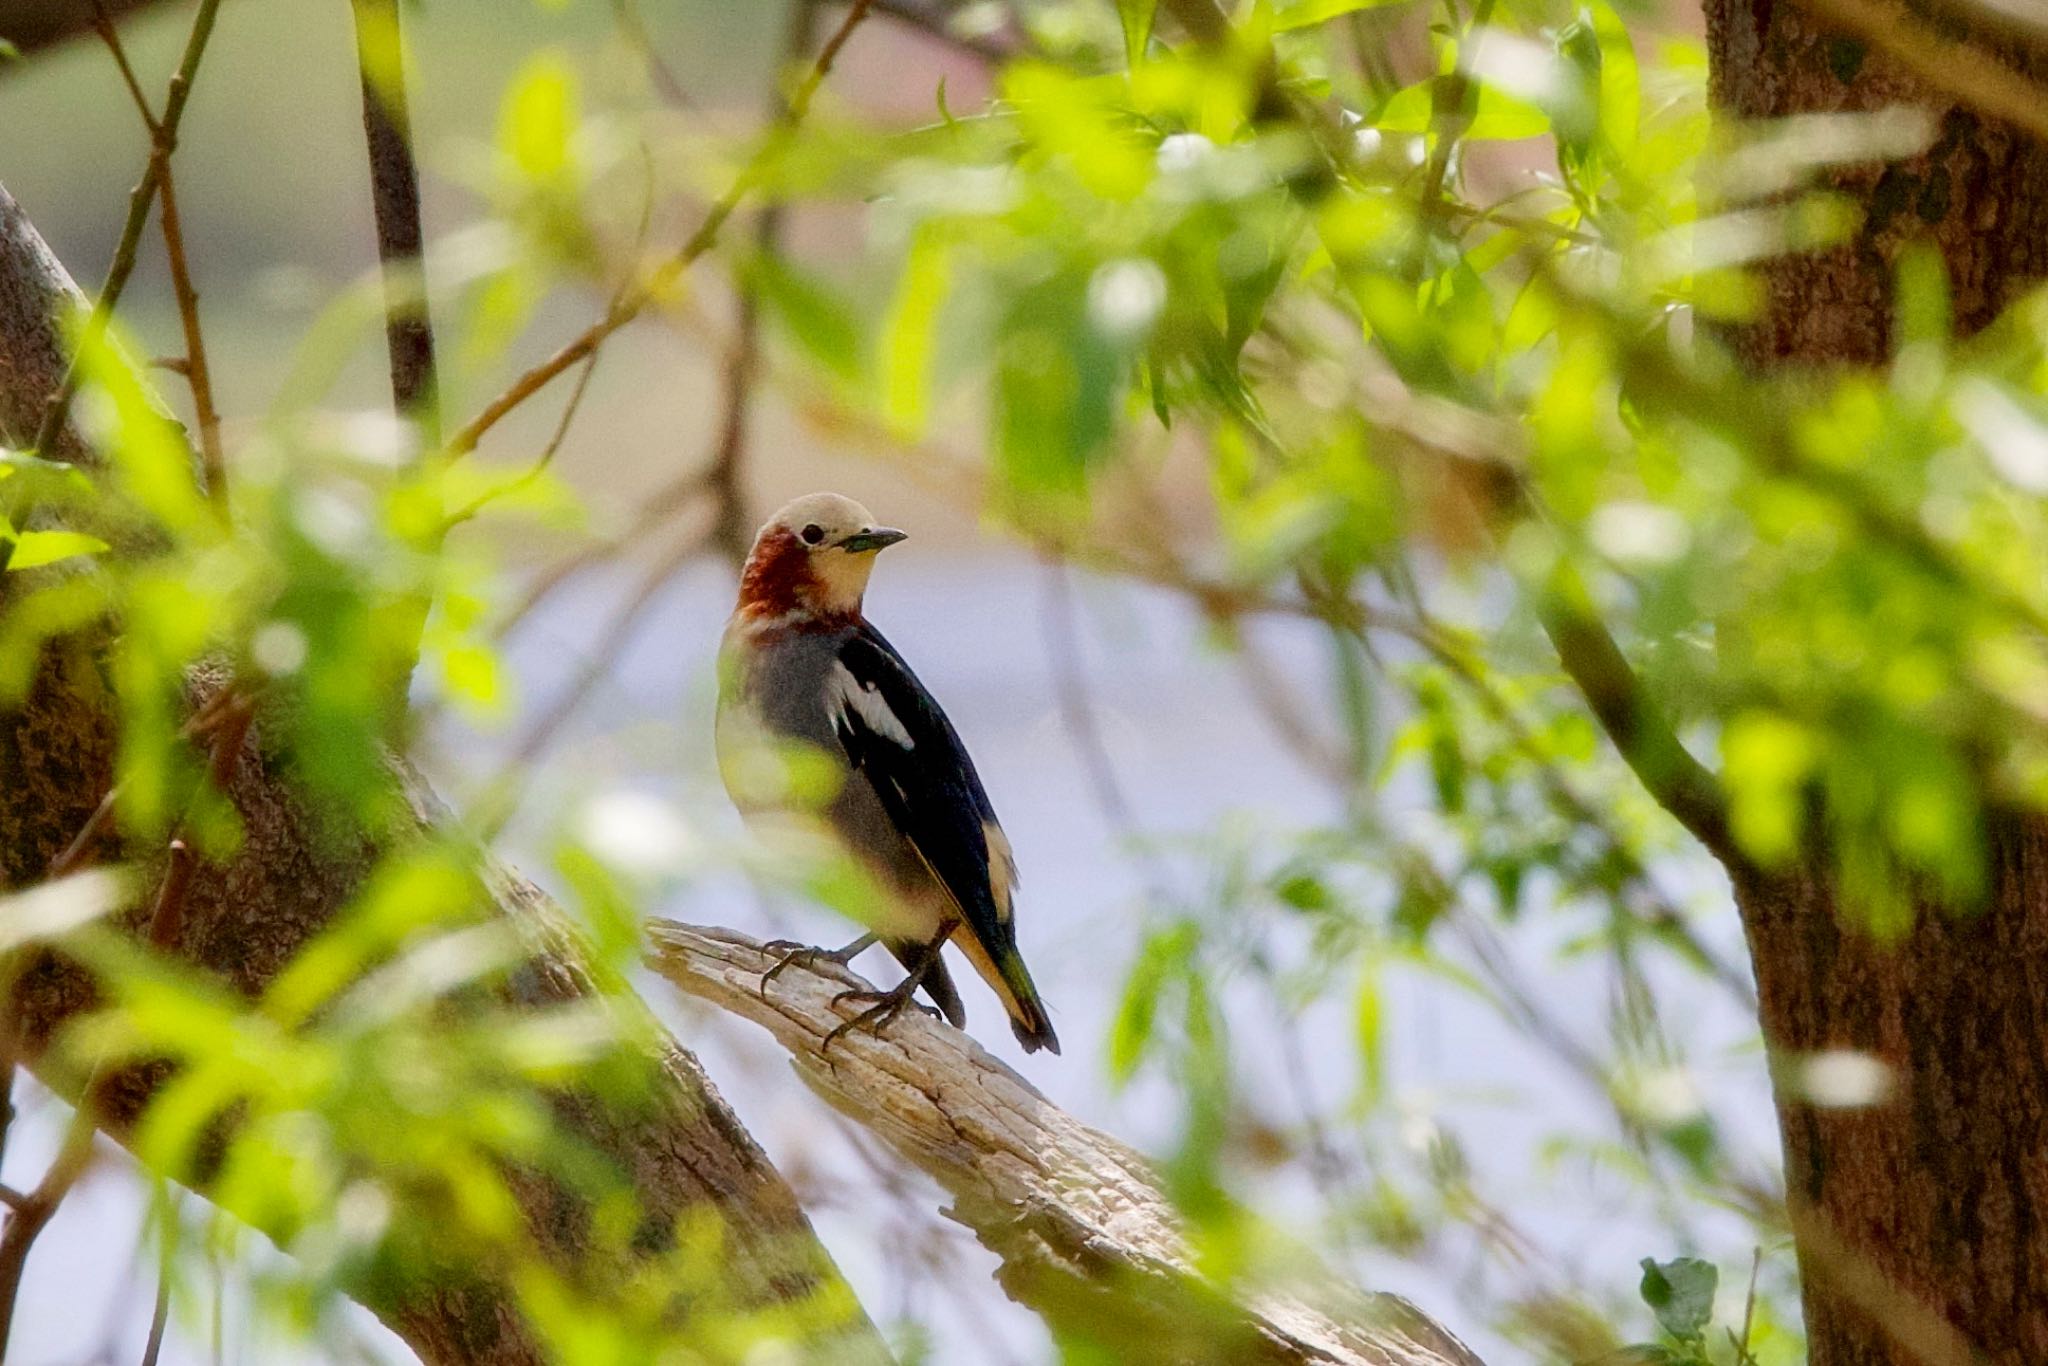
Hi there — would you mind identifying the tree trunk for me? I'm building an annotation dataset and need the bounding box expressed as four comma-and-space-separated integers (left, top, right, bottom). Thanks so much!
1705, 2, 2048, 367
1701, 7, 2048, 1362
0, 179, 891, 1365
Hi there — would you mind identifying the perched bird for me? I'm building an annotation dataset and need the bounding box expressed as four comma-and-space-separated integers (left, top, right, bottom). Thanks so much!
715, 493, 1060, 1054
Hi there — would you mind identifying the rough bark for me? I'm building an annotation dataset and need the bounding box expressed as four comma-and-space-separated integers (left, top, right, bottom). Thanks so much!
1733, 838, 2048, 1366
647, 922, 1487, 1366
0, 179, 890, 1364
1705, 0, 2048, 367
1700, 7, 2048, 1362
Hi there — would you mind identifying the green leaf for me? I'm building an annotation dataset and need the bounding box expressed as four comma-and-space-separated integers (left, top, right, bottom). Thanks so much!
1272, 0, 1409, 31
1377, 77, 1551, 140
4, 529, 109, 572
1109, 923, 1193, 1085
1354, 965, 1386, 1105
1116, 0, 1155, 66
1639, 1256, 1717, 1343
752, 255, 865, 383
880, 230, 952, 434
501, 51, 578, 182
993, 276, 1124, 496
1591, 2, 1641, 159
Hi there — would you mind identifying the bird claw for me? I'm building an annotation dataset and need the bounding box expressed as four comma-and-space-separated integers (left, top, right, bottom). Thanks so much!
757, 934, 876, 999
821, 983, 940, 1052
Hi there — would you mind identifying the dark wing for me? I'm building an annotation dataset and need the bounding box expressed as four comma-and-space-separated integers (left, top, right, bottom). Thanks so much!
830, 623, 1009, 933
831, 623, 1057, 1053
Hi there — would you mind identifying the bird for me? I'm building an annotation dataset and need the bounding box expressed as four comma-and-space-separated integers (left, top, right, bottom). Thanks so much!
715, 492, 1060, 1055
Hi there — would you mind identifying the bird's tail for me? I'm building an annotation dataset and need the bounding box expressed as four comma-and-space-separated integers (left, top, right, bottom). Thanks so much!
954, 927, 1060, 1055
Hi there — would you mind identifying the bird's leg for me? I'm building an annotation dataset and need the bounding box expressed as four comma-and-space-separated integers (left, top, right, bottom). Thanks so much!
822, 924, 952, 1052
758, 932, 878, 998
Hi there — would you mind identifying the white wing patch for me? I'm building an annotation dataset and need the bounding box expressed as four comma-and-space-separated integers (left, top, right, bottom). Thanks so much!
983, 820, 1018, 923
831, 661, 914, 748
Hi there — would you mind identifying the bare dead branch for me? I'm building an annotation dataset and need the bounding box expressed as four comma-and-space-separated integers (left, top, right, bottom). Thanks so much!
647, 921, 1488, 1366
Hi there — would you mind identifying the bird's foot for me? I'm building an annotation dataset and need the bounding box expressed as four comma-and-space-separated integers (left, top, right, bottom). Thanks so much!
822, 979, 940, 1051
758, 933, 877, 999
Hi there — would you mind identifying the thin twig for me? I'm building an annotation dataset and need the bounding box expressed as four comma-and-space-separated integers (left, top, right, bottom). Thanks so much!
474, 167, 781, 815
154, 174, 225, 518
140, 1244, 172, 1366
487, 246, 765, 764
349, 0, 439, 442
446, 0, 875, 461
491, 469, 710, 642
870, 0, 1023, 62
0, 1101, 98, 1358
1734, 1246, 1763, 1366
478, 520, 709, 834
92, 11, 228, 520
28, 0, 225, 458
441, 346, 602, 530
46, 786, 123, 880
91, 3, 157, 121
147, 691, 254, 951
44, 685, 251, 881
610, 0, 696, 108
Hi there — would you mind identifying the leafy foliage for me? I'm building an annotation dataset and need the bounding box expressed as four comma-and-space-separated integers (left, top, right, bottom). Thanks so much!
4, 0, 2044, 1360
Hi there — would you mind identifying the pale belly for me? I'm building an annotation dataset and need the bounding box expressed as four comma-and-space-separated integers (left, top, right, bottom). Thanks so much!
716, 695, 950, 943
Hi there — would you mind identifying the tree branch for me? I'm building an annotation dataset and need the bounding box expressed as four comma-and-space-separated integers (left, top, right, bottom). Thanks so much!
647, 921, 1488, 1366
25, 0, 222, 463
349, 0, 440, 441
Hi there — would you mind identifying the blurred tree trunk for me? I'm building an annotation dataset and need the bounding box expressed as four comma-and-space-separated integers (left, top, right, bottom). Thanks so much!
1703, 8, 2048, 1363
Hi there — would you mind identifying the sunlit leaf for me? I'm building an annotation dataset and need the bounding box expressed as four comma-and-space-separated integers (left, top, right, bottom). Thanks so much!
4, 529, 110, 571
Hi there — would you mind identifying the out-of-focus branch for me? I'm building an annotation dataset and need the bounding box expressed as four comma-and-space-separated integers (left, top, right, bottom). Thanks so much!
610, 0, 695, 108
870, 0, 1024, 62
647, 921, 1489, 1366
350, 0, 440, 442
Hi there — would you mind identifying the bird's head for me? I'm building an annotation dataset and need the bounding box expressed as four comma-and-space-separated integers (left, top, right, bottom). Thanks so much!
735, 492, 907, 624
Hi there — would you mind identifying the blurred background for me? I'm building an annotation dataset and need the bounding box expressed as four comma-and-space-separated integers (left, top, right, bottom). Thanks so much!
0, 2, 1774, 1362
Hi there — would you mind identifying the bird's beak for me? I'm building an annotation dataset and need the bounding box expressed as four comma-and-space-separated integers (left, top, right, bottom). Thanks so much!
838, 527, 908, 553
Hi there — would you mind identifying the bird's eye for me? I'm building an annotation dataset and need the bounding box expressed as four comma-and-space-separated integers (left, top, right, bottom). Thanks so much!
800, 523, 825, 545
